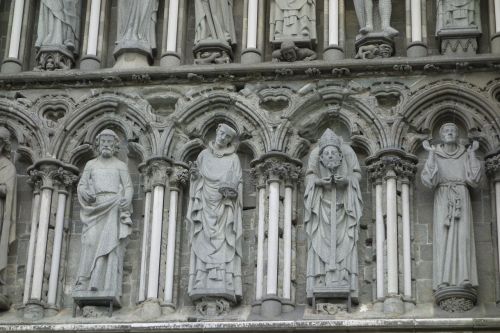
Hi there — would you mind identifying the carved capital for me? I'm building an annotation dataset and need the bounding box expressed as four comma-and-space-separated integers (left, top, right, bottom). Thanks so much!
27, 159, 70, 190
169, 166, 189, 189
251, 152, 302, 185
367, 149, 417, 181
486, 152, 500, 180
147, 159, 172, 188
52, 167, 79, 192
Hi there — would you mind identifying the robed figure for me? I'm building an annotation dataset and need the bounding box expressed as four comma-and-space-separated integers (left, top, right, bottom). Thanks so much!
187, 124, 243, 303
74, 129, 133, 296
304, 129, 363, 303
421, 123, 481, 293
0, 127, 16, 282
194, 0, 236, 47
270, 0, 317, 44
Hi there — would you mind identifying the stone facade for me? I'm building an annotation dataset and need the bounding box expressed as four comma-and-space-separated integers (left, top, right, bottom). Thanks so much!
0, 0, 499, 332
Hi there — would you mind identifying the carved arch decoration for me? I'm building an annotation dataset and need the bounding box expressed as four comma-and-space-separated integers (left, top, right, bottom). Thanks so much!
394, 80, 500, 154
166, 87, 271, 162
0, 96, 45, 163
51, 91, 157, 165
278, 81, 388, 159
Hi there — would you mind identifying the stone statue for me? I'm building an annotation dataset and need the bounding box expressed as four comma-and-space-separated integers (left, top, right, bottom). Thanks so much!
272, 40, 317, 62
0, 127, 16, 282
354, 43, 393, 59
304, 129, 363, 304
270, 0, 317, 44
114, 0, 158, 61
437, 0, 481, 31
194, 0, 236, 64
74, 129, 133, 297
187, 123, 243, 310
353, 0, 398, 37
421, 123, 481, 311
35, 0, 81, 70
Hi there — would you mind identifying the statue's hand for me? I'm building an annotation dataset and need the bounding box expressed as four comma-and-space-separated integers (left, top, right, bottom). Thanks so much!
422, 140, 436, 153
468, 140, 479, 153
315, 177, 332, 188
0, 184, 6, 198
334, 175, 349, 186
80, 190, 96, 204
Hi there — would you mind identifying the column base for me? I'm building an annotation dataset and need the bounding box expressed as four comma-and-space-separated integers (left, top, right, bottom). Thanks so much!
160, 52, 181, 67
161, 302, 176, 314
406, 42, 428, 58
44, 304, 59, 317
23, 300, 45, 320
80, 55, 101, 71
434, 286, 477, 312
254, 296, 295, 319
114, 52, 150, 69
1, 58, 22, 73
403, 296, 416, 312
138, 298, 162, 319
323, 45, 345, 61
241, 48, 262, 64
383, 295, 404, 315
491, 33, 500, 54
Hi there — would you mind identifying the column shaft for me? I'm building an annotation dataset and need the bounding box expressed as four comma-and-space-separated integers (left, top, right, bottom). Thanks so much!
329, 0, 339, 45
8, 0, 24, 58
401, 182, 412, 298
282, 186, 292, 300
86, 0, 102, 56
496, 182, 500, 275
266, 181, 280, 296
164, 189, 179, 304
146, 185, 165, 299
166, 0, 180, 52
23, 192, 40, 304
31, 187, 53, 300
255, 187, 266, 300
375, 183, 385, 299
410, 0, 422, 42
138, 191, 152, 302
47, 192, 67, 305
386, 173, 398, 295
247, 0, 258, 49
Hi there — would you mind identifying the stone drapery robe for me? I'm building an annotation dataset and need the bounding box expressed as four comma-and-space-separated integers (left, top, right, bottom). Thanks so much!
35, 0, 80, 55
187, 142, 243, 302
437, 0, 481, 30
0, 156, 16, 277
304, 144, 363, 301
76, 157, 133, 295
115, 0, 158, 57
194, 0, 236, 47
421, 144, 481, 290
270, 0, 316, 42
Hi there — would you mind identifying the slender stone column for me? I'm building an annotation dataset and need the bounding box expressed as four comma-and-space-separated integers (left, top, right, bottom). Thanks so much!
367, 150, 417, 314
46, 169, 78, 314
407, 0, 427, 57
492, 0, 500, 53
486, 152, 500, 299
81, 0, 103, 70
163, 167, 188, 309
23, 178, 41, 305
242, 0, 262, 64
251, 153, 302, 318
375, 181, 385, 299
138, 166, 152, 303
324, 0, 344, 60
1, 0, 26, 73
161, 0, 184, 66
146, 160, 170, 300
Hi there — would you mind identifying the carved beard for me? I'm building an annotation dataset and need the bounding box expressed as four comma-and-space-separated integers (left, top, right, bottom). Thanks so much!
320, 155, 342, 172
99, 147, 114, 158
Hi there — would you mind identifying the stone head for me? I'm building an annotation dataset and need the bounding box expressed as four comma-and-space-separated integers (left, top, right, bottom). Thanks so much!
318, 129, 343, 171
281, 41, 298, 62
439, 123, 458, 144
215, 123, 237, 147
378, 44, 393, 58
0, 126, 11, 157
95, 129, 120, 158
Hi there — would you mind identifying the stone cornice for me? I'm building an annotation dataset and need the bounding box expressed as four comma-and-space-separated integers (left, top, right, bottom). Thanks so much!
1, 54, 499, 88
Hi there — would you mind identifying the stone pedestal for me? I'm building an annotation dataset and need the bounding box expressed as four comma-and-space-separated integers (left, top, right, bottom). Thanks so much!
437, 29, 481, 56
355, 34, 395, 59
193, 41, 233, 65
160, 52, 181, 67
114, 52, 150, 69
72, 291, 121, 318
383, 295, 404, 315
434, 286, 477, 313
23, 300, 45, 320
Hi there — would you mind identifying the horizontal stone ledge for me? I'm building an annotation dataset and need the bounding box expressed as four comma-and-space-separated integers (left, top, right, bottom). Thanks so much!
2, 318, 500, 332
0, 54, 498, 88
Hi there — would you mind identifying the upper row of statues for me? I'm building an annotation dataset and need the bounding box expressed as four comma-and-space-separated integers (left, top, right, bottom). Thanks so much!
34, 0, 482, 69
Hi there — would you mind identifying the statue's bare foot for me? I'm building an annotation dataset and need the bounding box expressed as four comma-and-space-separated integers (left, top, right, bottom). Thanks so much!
383, 26, 399, 37
360, 25, 373, 34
